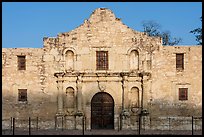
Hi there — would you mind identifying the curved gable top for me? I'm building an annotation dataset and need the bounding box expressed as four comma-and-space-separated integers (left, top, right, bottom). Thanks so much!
44, 8, 162, 50
88, 8, 117, 23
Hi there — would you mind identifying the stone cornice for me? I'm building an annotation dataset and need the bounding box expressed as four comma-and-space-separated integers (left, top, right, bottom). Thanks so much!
54, 71, 152, 78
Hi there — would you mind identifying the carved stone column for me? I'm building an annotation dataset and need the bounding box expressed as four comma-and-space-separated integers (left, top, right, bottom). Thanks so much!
57, 74, 64, 114
75, 75, 83, 130
139, 80, 142, 108
123, 76, 129, 110
76, 75, 83, 112
142, 75, 149, 109
139, 72, 151, 113
121, 74, 131, 130
55, 72, 65, 129
139, 72, 144, 110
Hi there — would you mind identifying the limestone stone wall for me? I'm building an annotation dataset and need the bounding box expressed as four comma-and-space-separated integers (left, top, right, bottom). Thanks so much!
2, 8, 202, 130
149, 45, 202, 117
2, 48, 58, 129
43, 8, 161, 73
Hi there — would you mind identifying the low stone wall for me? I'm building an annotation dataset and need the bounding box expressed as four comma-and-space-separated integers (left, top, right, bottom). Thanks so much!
140, 116, 202, 130
2, 115, 85, 130
2, 116, 202, 131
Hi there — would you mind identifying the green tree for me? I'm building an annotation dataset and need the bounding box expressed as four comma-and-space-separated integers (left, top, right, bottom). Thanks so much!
190, 17, 202, 45
141, 20, 182, 45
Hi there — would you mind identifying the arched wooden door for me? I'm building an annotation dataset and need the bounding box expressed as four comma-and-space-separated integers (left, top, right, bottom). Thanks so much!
91, 92, 114, 129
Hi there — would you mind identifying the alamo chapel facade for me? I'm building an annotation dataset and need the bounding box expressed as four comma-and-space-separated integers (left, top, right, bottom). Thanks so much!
2, 8, 202, 130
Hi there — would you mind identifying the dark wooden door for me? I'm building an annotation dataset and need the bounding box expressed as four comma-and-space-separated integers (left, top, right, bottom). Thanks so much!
91, 92, 114, 129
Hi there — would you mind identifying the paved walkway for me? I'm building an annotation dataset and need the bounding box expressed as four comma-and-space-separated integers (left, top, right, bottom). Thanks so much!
2, 129, 202, 135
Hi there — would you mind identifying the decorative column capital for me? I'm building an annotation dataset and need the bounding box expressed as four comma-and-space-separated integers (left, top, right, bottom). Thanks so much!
76, 75, 83, 82
55, 72, 65, 83
57, 79, 64, 83
54, 72, 65, 78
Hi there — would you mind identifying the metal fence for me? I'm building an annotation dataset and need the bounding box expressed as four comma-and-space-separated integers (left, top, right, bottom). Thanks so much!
140, 116, 202, 131
2, 116, 202, 135
2, 116, 86, 135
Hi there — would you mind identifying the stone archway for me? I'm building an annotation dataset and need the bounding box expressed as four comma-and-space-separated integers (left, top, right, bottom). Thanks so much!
91, 92, 114, 129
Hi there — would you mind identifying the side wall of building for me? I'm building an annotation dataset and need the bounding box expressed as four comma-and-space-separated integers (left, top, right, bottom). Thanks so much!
149, 46, 202, 117
2, 48, 58, 129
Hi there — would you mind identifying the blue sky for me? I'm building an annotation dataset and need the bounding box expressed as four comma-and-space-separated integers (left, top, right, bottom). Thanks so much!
2, 2, 202, 48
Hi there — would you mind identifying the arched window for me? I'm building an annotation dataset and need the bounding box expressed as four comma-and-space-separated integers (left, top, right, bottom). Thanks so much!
65, 50, 74, 70
128, 87, 139, 108
130, 50, 139, 70
65, 87, 75, 109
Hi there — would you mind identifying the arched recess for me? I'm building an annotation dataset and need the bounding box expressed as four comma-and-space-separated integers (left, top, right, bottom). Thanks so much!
65, 50, 74, 70
130, 50, 139, 70
128, 87, 139, 109
64, 87, 75, 109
